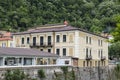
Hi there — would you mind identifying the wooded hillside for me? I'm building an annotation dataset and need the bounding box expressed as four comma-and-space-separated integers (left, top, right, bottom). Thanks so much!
0, 0, 120, 33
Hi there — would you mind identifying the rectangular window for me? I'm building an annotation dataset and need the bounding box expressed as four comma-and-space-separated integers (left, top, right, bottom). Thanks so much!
101, 40, 103, 46
86, 48, 88, 57
87, 61, 89, 66
48, 49, 51, 53
2, 43, 6, 47
98, 50, 101, 58
56, 35, 60, 42
33, 37, 36, 46
27, 37, 29, 44
63, 35, 66, 42
65, 60, 69, 64
95, 61, 97, 66
40, 36, 44, 45
86, 36, 88, 44
98, 40, 102, 46
90, 49, 92, 56
101, 50, 103, 57
98, 39, 100, 46
48, 36, 51, 45
63, 48, 66, 56
89, 37, 91, 44
10, 43, 13, 47
83, 61, 85, 67
56, 49, 60, 55
21, 38, 24, 44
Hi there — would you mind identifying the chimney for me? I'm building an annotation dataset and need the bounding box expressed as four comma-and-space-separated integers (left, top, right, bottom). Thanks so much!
64, 21, 68, 26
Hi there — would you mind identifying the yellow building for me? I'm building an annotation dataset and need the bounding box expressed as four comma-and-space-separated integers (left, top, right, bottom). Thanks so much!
13, 24, 108, 67
0, 32, 13, 47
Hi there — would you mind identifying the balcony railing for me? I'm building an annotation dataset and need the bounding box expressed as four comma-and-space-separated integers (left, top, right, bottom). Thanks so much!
86, 55, 92, 60
30, 42, 53, 48
101, 56, 106, 61
30, 43, 37, 48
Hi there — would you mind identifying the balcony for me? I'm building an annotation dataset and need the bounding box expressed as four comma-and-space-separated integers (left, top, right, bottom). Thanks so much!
30, 43, 37, 48
30, 42, 53, 48
101, 56, 106, 61
86, 55, 92, 60
40, 43, 46, 47
47, 42, 53, 47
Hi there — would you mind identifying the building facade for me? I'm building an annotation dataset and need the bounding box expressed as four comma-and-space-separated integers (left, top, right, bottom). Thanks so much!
0, 32, 14, 47
13, 24, 108, 67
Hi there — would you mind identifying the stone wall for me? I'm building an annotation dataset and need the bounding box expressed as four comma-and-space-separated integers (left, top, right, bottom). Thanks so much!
0, 65, 110, 80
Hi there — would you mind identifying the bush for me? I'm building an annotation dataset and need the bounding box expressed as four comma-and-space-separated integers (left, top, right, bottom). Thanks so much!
38, 69, 46, 79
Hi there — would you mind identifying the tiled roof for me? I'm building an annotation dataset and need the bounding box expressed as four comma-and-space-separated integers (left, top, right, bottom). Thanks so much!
13, 25, 78, 35
0, 38, 12, 41
3, 32, 11, 37
0, 48, 59, 57
13, 25, 107, 39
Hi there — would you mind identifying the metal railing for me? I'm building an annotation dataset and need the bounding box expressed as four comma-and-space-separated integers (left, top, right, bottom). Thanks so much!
101, 56, 106, 61
86, 55, 92, 60
29, 42, 53, 48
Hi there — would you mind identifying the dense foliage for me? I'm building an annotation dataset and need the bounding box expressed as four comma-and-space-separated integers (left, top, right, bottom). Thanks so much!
109, 41, 120, 59
0, 0, 120, 32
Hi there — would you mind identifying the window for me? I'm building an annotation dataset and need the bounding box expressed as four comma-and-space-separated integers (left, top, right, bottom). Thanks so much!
98, 39, 103, 46
56, 49, 60, 55
40, 36, 44, 45
98, 49, 103, 58
27, 37, 29, 44
65, 60, 69, 64
48, 36, 51, 45
21, 38, 24, 44
87, 61, 89, 66
2, 43, 6, 47
40, 49, 43, 51
86, 48, 88, 57
101, 50, 102, 57
56, 35, 60, 42
63, 35, 66, 42
90, 49, 91, 56
10, 43, 12, 47
83, 61, 85, 67
101, 40, 103, 46
98, 50, 101, 58
98, 39, 100, 46
33, 37, 36, 46
48, 49, 51, 53
89, 37, 91, 44
86, 36, 91, 44
63, 48, 66, 56
86, 36, 88, 44
90, 61, 92, 67
95, 61, 97, 66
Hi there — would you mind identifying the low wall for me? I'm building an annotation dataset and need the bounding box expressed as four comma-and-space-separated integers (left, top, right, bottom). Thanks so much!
0, 65, 110, 80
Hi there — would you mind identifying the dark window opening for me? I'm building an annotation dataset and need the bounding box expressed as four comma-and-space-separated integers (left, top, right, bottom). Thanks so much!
63, 48, 66, 56
63, 35, 66, 42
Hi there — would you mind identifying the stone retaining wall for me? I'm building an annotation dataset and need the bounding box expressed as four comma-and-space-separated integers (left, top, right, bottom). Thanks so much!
0, 65, 110, 80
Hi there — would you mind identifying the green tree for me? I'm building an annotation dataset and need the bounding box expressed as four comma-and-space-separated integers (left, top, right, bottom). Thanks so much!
38, 69, 46, 80
4, 69, 26, 80
112, 14, 120, 42
61, 66, 68, 80
109, 41, 120, 59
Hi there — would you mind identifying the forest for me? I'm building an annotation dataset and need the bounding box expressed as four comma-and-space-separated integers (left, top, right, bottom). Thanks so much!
0, 0, 120, 33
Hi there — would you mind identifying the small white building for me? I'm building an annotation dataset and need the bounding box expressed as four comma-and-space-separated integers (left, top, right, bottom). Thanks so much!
0, 48, 59, 66
56, 56, 78, 67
